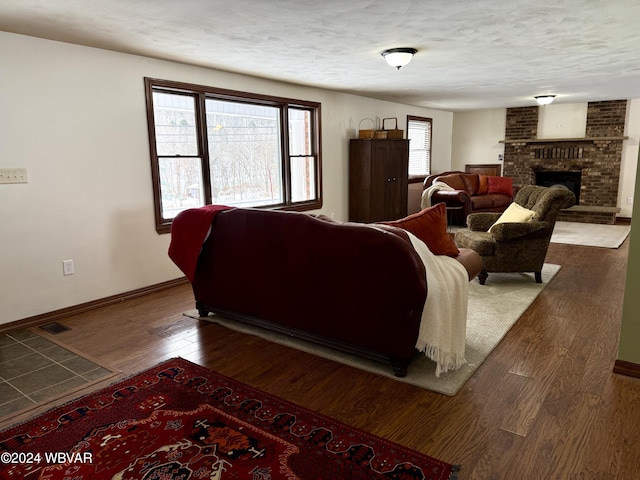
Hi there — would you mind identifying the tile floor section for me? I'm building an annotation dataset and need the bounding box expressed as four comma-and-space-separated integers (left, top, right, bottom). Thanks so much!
0, 328, 112, 418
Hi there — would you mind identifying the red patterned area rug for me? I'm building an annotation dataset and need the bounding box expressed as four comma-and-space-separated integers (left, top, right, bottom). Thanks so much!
0, 358, 459, 480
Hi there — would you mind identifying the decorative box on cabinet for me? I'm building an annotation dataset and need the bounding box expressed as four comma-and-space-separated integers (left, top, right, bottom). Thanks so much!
349, 139, 409, 222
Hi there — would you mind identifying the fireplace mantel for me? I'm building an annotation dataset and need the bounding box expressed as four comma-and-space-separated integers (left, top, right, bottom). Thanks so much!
499, 136, 628, 144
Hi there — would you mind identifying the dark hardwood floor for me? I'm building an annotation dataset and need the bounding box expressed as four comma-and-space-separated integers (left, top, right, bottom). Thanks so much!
2, 238, 638, 479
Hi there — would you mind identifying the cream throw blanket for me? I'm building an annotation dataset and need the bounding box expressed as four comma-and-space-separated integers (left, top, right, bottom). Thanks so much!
421, 181, 455, 209
407, 232, 469, 377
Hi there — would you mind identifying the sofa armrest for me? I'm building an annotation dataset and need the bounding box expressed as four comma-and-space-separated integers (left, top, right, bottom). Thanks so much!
430, 190, 469, 205
490, 221, 550, 241
455, 248, 483, 281
466, 212, 501, 231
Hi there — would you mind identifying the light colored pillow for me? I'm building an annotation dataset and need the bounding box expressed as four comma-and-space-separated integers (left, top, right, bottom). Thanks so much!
488, 202, 536, 233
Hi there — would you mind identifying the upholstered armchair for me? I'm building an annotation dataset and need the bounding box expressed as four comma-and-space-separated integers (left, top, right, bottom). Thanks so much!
454, 185, 576, 285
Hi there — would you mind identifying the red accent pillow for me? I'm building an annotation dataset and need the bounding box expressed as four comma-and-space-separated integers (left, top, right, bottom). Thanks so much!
380, 203, 460, 257
487, 176, 513, 197
478, 175, 489, 195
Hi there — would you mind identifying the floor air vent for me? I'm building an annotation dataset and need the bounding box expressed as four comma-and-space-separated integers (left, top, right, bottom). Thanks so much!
39, 322, 71, 334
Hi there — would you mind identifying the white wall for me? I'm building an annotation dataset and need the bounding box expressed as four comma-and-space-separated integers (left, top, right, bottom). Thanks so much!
537, 103, 588, 139
622, 100, 640, 217
451, 109, 506, 171
452, 103, 639, 217
0, 32, 452, 325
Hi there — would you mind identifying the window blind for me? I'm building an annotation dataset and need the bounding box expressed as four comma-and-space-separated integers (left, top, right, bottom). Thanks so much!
407, 118, 431, 176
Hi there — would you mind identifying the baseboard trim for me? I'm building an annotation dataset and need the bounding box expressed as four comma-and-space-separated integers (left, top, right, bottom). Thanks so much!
0, 277, 189, 334
613, 359, 640, 379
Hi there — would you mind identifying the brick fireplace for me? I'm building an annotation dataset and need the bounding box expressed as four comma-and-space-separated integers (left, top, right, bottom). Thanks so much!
536, 170, 582, 203
502, 100, 628, 224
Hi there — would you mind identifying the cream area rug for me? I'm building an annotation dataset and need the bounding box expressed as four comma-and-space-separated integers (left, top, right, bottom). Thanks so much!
185, 263, 560, 396
551, 221, 630, 248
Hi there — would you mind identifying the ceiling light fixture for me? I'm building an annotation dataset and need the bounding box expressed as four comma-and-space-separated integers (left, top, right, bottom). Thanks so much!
535, 95, 556, 105
381, 48, 417, 70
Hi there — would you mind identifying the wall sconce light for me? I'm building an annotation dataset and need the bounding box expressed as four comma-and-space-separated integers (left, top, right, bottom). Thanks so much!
535, 95, 556, 105
381, 48, 417, 70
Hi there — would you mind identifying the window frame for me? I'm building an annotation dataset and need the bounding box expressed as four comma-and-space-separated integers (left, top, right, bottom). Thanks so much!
406, 115, 432, 179
144, 77, 322, 233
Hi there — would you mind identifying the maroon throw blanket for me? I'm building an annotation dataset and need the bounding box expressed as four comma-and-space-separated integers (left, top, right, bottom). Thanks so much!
168, 205, 234, 282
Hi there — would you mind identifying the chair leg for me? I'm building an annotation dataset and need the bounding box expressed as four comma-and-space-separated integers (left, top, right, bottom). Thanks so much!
478, 270, 488, 285
535, 271, 542, 283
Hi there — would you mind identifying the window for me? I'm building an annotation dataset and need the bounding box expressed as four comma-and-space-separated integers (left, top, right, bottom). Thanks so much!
145, 78, 322, 233
406, 115, 432, 176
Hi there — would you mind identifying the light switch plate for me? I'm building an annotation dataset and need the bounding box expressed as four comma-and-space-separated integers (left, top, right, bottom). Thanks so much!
0, 168, 28, 184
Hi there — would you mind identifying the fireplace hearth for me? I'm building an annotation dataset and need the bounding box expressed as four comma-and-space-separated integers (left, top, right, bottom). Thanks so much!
535, 170, 581, 204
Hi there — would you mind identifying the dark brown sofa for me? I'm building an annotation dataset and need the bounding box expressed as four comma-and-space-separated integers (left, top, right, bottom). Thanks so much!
170, 207, 481, 377
423, 171, 513, 225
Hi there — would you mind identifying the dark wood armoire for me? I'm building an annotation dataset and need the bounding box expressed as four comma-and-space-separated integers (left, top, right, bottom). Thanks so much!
348, 139, 409, 222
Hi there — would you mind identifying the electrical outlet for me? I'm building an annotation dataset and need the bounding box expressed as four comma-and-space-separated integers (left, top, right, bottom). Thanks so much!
0, 168, 28, 184
62, 260, 75, 276
628, 196, 634, 205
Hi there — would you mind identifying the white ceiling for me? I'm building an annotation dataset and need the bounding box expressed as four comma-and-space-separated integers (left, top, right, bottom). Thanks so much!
2, 0, 640, 111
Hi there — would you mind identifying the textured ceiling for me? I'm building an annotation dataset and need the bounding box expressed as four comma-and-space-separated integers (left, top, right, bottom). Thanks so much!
2, 0, 640, 111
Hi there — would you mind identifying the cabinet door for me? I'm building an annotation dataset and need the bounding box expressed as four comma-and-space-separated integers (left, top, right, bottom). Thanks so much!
368, 142, 390, 222
384, 152, 406, 219
374, 140, 408, 221
349, 140, 374, 222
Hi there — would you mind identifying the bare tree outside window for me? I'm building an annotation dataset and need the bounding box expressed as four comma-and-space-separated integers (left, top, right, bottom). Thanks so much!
206, 99, 283, 207
153, 92, 204, 219
145, 78, 322, 233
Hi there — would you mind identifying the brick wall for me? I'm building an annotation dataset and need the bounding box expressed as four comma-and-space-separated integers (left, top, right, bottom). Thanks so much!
503, 100, 627, 222
505, 106, 538, 140
586, 100, 627, 137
